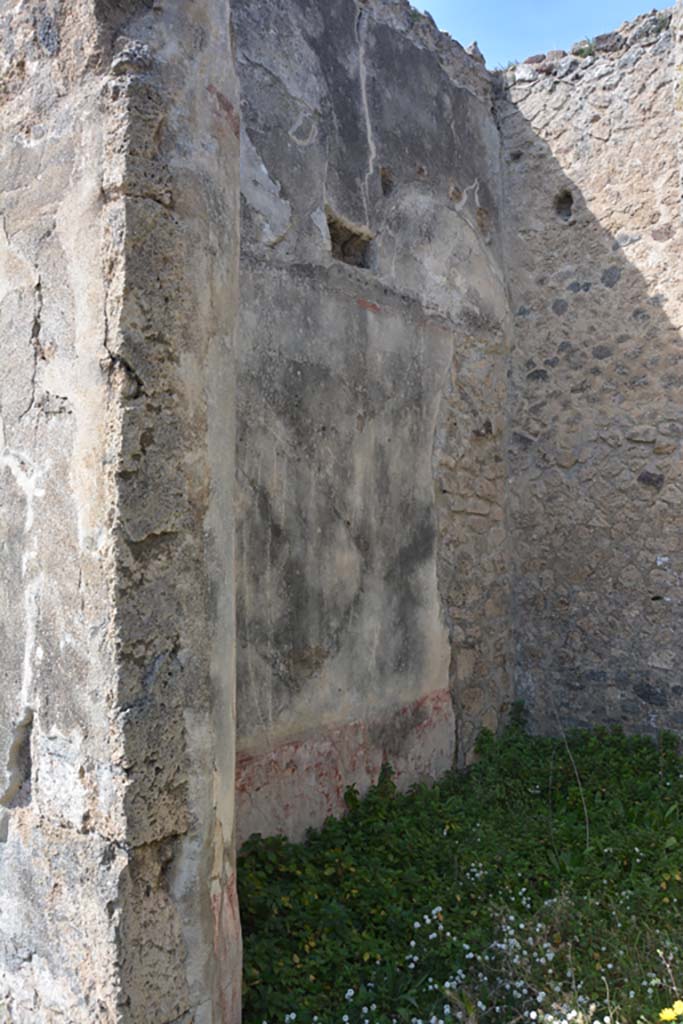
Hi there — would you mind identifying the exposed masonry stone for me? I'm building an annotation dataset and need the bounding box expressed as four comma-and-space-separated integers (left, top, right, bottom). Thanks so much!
501, 3, 683, 737
1, 1, 682, 1020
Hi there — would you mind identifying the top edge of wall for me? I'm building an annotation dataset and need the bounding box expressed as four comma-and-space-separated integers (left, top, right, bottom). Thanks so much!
362, 0, 497, 102
500, 6, 676, 91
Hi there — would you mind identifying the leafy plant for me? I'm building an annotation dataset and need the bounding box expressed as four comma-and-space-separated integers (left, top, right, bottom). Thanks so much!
574, 39, 596, 58
238, 720, 683, 1024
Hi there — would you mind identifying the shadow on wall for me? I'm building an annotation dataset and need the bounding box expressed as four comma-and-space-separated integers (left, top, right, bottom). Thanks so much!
230, 0, 683, 847
499, 39, 683, 737
232, 0, 514, 842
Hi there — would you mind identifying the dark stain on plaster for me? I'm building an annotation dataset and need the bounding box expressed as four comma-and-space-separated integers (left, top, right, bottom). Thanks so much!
380, 166, 394, 196
368, 698, 430, 759
381, 509, 436, 672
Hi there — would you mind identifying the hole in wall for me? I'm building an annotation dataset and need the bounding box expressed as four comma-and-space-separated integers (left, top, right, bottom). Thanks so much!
554, 189, 574, 222
1, 707, 33, 810
326, 208, 372, 268
380, 166, 394, 197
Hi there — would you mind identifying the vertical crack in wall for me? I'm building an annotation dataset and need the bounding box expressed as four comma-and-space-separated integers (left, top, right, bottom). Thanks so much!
18, 277, 43, 421
355, 4, 377, 224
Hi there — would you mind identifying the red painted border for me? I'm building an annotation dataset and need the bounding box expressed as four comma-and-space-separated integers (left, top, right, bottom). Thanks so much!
236, 689, 454, 844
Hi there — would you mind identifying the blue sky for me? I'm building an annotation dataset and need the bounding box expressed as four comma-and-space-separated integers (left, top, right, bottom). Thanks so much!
413, 1, 666, 68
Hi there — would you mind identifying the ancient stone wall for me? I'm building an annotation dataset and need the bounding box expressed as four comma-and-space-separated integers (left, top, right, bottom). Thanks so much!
2, 1, 683, 1019
500, 6, 683, 736
233, 0, 513, 843
0, 2, 241, 1021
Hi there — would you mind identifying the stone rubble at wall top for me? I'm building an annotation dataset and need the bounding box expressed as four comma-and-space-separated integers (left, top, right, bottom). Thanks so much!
503, 7, 674, 88
366, 3, 674, 102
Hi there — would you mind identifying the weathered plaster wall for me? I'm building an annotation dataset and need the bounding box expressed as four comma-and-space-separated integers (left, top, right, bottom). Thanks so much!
233, 0, 513, 843
0, 6, 127, 1017
0, 2, 240, 1021
500, 7, 683, 735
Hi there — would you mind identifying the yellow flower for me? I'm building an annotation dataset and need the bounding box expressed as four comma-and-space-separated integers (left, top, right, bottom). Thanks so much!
673, 1000, 683, 1017
660, 1009, 677, 1021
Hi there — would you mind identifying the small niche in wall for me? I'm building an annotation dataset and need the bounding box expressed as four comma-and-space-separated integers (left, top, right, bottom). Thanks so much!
554, 189, 574, 222
380, 166, 394, 197
326, 207, 373, 268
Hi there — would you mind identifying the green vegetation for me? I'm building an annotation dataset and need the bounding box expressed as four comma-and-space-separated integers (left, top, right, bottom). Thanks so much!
495, 59, 519, 72
574, 40, 596, 58
238, 709, 683, 1024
